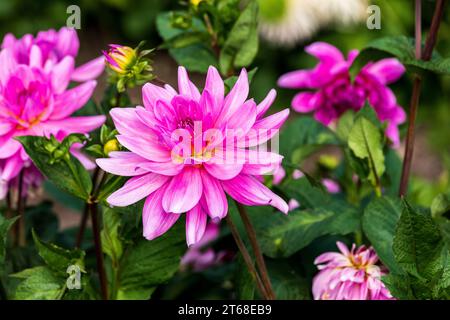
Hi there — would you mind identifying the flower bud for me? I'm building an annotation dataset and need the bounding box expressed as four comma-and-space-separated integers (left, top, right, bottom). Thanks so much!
103, 139, 120, 156
103, 45, 137, 74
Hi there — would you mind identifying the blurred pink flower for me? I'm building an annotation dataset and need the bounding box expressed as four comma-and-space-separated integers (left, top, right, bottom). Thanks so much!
322, 178, 340, 194
313, 241, 395, 300
0, 47, 105, 199
97, 66, 289, 246
1, 27, 104, 82
288, 198, 300, 211
180, 222, 228, 272
278, 42, 406, 147
272, 166, 286, 185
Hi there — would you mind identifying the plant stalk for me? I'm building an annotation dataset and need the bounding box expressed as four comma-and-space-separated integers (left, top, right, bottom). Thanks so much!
15, 171, 26, 247
235, 201, 276, 300
225, 215, 269, 300
90, 202, 108, 300
399, 0, 446, 196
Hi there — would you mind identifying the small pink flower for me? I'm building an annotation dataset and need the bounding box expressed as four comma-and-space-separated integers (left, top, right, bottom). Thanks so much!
103, 44, 137, 74
97, 66, 289, 246
180, 222, 228, 272
0, 47, 105, 199
322, 178, 340, 194
288, 198, 300, 211
1, 27, 105, 82
278, 42, 406, 147
313, 242, 395, 300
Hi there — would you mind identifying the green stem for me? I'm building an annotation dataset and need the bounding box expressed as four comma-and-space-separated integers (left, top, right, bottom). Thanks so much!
15, 171, 26, 247
399, 0, 446, 196
235, 202, 276, 300
225, 215, 269, 300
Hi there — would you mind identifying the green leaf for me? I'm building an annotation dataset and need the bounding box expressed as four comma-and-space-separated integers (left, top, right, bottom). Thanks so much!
156, 12, 217, 73
160, 31, 210, 49
32, 230, 85, 277
431, 193, 450, 219
219, 0, 259, 75
12, 266, 63, 300
247, 202, 359, 258
169, 45, 218, 74
16, 136, 93, 200
281, 177, 330, 209
336, 111, 355, 142
101, 208, 123, 264
280, 117, 338, 166
348, 117, 385, 190
224, 67, 258, 93
351, 36, 450, 76
362, 196, 403, 273
235, 257, 255, 300
393, 200, 444, 279
0, 216, 18, 272
268, 261, 310, 300
115, 221, 186, 300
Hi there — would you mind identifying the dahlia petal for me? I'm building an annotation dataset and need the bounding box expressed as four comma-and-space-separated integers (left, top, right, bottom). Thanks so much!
178, 66, 200, 100
204, 162, 243, 180
142, 82, 175, 110
56, 27, 79, 57
204, 66, 224, 116
186, 204, 208, 246
222, 174, 288, 213
200, 170, 228, 219
42, 115, 105, 136
305, 42, 345, 65
137, 161, 184, 176
0, 138, 22, 159
107, 173, 169, 207
238, 109, 290, 147
0, 48, 17, 86
142, 184, 181, 240
29, 45, 43, 68
366, 58, 405, 84
226, 99, 257, 135
256, 89, 276, 119
110, 107, 155, 137
162, 167, 203, 214
71, 56, 105, 82
96, 153, 149, 176
116, 135, 171, 163
292, 92, 317, 113
51, 56, 75, 94
218, 68, 249, 123
0, 152, 23, 181
50, 80, 97, 120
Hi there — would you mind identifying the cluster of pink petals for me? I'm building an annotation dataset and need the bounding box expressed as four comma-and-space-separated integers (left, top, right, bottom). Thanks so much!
313, 242, 395, 300
97, 66, 290, 246
278, 42, 406, 147
1, 27, 105, 82
181, 222, 228, 272
0, 29, 106, 199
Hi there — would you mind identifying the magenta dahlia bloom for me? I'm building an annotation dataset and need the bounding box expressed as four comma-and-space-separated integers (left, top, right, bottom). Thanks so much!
97, 66, 289, 245
0, 47, 105, 198
278, 42, 406, 147
1, 27, 104, 82
313, 242, 395, 300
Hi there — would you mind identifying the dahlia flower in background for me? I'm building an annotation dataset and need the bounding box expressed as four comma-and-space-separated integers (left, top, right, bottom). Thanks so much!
97, 66, 290, 246
0, 47, 105, 199
1, 27, 104, 82
181, 222, 228, 272
258, 0, 368, 47
313, 242, 395, 300
278, 42, 406, 147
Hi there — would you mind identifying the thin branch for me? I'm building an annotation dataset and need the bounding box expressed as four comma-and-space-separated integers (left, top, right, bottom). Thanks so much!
399, 0, 446, 196
235, 202, 276, 300
90, 203, 108, 300
15, 171, 26, 247
225, 215, 269, 300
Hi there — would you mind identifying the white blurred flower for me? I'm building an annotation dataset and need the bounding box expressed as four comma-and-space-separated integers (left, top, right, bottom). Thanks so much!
258, 0, 369, 47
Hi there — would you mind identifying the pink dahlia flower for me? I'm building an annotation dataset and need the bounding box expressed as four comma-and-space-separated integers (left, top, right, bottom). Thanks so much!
97, 66, 290, 246
321, 178, 340, 194
313, 242, 395, 300
1, 27, 104, 82
0, 47, 106, 198
181, 222, 228, 272
278, 42, 406, 147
